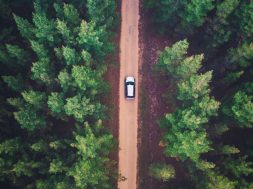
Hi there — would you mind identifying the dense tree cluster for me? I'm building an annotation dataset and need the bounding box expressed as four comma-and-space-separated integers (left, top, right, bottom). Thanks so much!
145, 0, 253, 187
0, 0, 117, 188
152, 39, 253, 188
157, 40, 220, 163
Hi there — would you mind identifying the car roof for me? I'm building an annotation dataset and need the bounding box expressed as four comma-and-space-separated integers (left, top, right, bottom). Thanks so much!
126, 76, 135, 82
127, 84, 134, 97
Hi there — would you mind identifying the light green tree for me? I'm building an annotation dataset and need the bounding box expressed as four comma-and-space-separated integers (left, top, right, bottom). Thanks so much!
47, 92, 65, 116
14, 106, 46, 131
149, 163, 175, 181
31, 58, 54, 85
21, 90, 47, 108
223, 91, 253, 128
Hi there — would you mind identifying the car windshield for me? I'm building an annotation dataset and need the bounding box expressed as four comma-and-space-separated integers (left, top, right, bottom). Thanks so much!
127, 81, 134, 85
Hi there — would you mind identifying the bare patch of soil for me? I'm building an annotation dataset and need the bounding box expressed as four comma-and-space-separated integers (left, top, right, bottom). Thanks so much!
102, 3, 121, 186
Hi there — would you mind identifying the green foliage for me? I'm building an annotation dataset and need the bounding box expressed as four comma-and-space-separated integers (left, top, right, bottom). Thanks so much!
64, 95, 102, 122
216, 0, 239, 20
161, 100, 219, 132
71, 65, 103, 95
192, 96, 220, 118
144, 0, 183, 31
204, 0, 240, 47
86, 0, 117, 28
236, 1, 253, 39
31, 140, 48, 152
62, 46, 80, 65
30, 40, 48, 59
0, 1, 117, 188
212, 124, 229, 136
157, 40, 219, 167
0, 138, 21, 155
156, 39, 189, 76
69, 123, 114, 188
6, 44, 30, 65
149, 163, 175, 181
78, 20, 106, 57
13, 14, 34, 40
2, 75, 25, 92
7, 97, 25, 109
57, 69, 73, 92
195, 160, 215, 171
56, 19, 73, 44
175, 55, 203, 80
156, 40, 205, 81
81, 49, 92, 64
31, 58, 54, 85
180, 0, 214, 30
13, 159, 42, 177
14, 106, 46, 131
49, 159, 65, 174
47, 92, 65, 116
196, 171, 237, 189
32, 2, 56, 45
218, 145, 240, 155
226, 42, 253, 69
148, 1, 253, 188
21, 90, 47, 108
63, 3, 80, 27
223, 71, 244, 83
164, 130, 211, 161
146, 0, 214, 33
177, 71, 212, 100
223, 91, 253, 128
223, 156, 253, 178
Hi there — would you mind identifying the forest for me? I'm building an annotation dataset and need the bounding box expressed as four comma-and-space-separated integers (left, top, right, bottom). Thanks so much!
146, 0, 253, 188
1, 0, 253, 189
0, 0, 118, 188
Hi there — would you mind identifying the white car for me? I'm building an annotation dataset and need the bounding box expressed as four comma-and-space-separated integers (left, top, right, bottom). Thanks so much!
125, 76, 135, 99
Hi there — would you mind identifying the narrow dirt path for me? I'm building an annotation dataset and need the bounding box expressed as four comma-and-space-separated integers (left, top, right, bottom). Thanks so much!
118, 0, 139, 189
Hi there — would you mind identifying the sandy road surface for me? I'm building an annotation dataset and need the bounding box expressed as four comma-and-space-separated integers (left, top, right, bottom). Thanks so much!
118, 0, 139, 189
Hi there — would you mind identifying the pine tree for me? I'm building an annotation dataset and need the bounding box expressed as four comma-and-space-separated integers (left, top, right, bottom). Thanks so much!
180, 0, 214, 31
164, 129, 211, 161
223, 156, 253, 178
14, 106, 46, 131
13, 14, 34, 40
236, 1, 253, 39
57, 69, 74, 92
71, 65, 102, 95
156, 39, 189, 76
31, 58, 54, 85
195, 171, 237, 189
86, 0, 117, 29
47, 92, 65, 117
177, 71, 212, 100
64, 95, 96, 122
21, 90, 47, 109
68, 123, 114, 188
223, 91, 253, 128
2, 75, 25, 92
62, 46, 80, 65
149, 163, 175, 181
6, 44, 30, 65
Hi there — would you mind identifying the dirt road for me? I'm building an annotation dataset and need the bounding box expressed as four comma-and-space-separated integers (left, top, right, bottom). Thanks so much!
118, 0, 139, 189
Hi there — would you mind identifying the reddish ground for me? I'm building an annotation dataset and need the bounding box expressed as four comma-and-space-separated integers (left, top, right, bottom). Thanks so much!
103, 48, 120, 187
103, 3, 121, 187
137, 2, 187, 189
